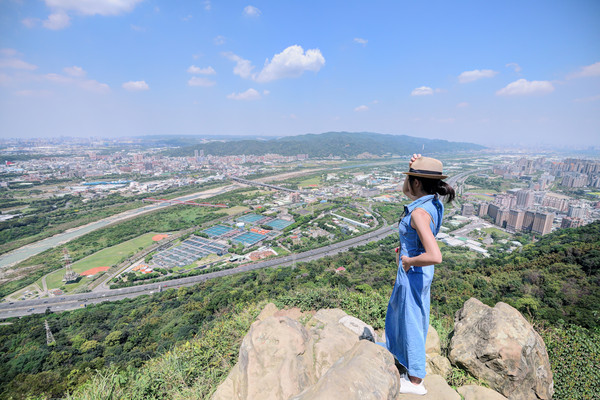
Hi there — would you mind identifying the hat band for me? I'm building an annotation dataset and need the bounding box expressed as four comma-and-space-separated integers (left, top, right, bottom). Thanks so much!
409, 168, 442, 175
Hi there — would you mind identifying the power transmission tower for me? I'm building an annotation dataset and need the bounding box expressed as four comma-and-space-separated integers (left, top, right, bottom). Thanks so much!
62, 248, 79, 283
45, 320, 55, 345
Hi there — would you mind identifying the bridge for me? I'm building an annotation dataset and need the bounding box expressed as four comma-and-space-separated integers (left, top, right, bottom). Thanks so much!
142, 198, 228, 208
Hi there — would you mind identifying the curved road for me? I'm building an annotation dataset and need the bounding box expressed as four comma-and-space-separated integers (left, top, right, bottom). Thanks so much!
0, 184, 240, 270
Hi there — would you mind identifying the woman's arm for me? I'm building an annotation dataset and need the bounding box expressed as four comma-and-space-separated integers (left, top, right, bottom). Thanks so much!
401, 208, 442, 270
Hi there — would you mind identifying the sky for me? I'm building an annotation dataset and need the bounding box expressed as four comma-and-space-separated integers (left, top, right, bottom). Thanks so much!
0, 0, 599, 147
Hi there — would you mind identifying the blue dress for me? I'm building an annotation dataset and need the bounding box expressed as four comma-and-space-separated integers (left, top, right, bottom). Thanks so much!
384, 194, 444, 379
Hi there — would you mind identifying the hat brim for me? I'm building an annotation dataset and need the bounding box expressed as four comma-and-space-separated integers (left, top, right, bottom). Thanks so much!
403, 171, 448, 180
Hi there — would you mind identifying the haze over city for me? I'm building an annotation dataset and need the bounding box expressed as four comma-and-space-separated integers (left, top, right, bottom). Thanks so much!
0, 0, 599, 147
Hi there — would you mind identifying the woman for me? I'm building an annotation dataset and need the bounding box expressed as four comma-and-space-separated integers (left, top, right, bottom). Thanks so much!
386, 154, 455, 395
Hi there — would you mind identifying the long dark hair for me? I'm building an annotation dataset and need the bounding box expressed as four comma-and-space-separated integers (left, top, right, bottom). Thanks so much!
409, 176, 455, 203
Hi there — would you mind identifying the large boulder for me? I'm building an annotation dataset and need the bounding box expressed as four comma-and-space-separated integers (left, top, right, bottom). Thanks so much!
213, 305, 386, 400
449, 298, 554, 400
291, 341, 400, 400
212, 315, 316, 400
397, 374, 461, 400
457, 385, 509, 400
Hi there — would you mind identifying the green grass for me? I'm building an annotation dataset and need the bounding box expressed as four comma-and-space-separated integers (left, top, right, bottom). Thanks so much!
298, 176, 321, 187
482, 227, 510, 238
45, 233, 157, 291
271, 246, 290, 256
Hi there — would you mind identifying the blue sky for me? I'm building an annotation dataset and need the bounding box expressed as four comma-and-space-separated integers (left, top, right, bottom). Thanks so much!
0, 0, 598, 147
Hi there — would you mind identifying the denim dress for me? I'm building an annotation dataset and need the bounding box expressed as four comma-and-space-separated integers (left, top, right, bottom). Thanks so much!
384, 194, 444, 378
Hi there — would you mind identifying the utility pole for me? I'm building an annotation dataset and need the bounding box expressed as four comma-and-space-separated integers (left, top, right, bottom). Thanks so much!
45, 320, 55, 345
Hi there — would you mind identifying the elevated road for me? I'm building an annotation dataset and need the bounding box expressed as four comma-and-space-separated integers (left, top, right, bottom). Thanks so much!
0, 223, 396, 319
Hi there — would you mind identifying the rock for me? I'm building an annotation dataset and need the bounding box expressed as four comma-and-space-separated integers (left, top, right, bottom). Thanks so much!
449, 298, 554, 400
307, 309, 362, 378
213, 315, 316, 400
291, 341, 400, 400
457, 385, 509, 400
338, 314, 379, 342
398, 374, 461, 400
425, 326, 441, 355
256, 302, 279, 321
426, 354, 452, 378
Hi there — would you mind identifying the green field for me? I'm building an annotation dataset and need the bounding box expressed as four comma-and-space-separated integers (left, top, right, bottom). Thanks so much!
298, 176, 321, 187
482, 227, 510, 238
43, 232, 157, 291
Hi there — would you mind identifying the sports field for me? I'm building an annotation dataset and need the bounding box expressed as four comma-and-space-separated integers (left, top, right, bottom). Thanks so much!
43, 232, 157, 291
237, 213, 264, 223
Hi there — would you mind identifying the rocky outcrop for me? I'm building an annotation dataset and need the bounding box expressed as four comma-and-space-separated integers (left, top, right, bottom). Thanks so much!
449, 298, 554, 400
457, 385, 509, 400
214, 300, 553, 400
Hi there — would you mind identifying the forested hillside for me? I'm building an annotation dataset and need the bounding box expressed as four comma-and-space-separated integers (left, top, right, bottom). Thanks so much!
1, 222, 598, 399
164, 131, 485, 158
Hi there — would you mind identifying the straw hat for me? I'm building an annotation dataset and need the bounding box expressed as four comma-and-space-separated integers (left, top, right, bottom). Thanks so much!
402, 156, 448, 179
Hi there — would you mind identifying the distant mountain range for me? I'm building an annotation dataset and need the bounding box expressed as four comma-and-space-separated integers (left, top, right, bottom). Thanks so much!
160, 131, 485, 158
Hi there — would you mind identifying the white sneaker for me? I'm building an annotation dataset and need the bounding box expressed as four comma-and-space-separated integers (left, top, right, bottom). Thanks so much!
399, 375, 427, 395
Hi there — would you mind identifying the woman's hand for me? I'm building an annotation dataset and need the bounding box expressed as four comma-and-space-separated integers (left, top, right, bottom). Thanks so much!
401, 255, 411, 272
409, 153, 421, 167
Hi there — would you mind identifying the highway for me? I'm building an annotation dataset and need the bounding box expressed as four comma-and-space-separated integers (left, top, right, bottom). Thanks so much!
0, 166, 488, 319
0, 223, 396, 319
0, 184, 240, 270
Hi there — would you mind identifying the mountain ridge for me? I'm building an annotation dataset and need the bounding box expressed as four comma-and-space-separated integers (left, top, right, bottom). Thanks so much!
162, 131, 485, 158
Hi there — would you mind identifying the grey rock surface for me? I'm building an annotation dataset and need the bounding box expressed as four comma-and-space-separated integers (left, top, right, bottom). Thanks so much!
449, 298, 554, 400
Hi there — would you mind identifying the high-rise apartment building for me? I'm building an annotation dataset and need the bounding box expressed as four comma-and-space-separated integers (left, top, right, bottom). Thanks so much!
478, 202, 489, 217
461, 203, 474, 216
522, 211, 536, 233
568, 204, 587, 219
516, 190, 534, 208
507, 209, 525, 232
532, 212, 554, 235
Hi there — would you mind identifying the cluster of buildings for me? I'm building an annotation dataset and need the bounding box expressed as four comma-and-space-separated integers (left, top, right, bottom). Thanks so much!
464, 157, 600, 235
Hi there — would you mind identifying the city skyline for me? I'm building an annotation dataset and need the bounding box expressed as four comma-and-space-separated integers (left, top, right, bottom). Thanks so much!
0, 0, 599, 147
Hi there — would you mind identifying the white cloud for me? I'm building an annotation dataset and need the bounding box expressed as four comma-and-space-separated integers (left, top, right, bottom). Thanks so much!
187, 65, 216, 75
354, 38, 368, 45
22, 18, 39, 28
78, 79, 110, 93
44, 0, 143, 16
223, 52, 255, 79
45, 72, 110, 93
63, 66, 86, 77
188, 77, 216, 87
263, 89, 270, 95
506, 62, 522, 73
204, 1, 211, 11
214, 35, 226, 46
255, 45, 325, 83
568, 61, 600, 79
227, 88, 260, 100
42, 11, 70, 30
122, 80, 149, 91
458, 69, 498, 83
130, 24, 145, 32
354, 105, 368, 112
182, 15, 192, 22
496, 79, 554, 96
457, 102, 469, 108
411, 86, 434, 96
243, 5, 261, 17
0, 56, 37, 70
